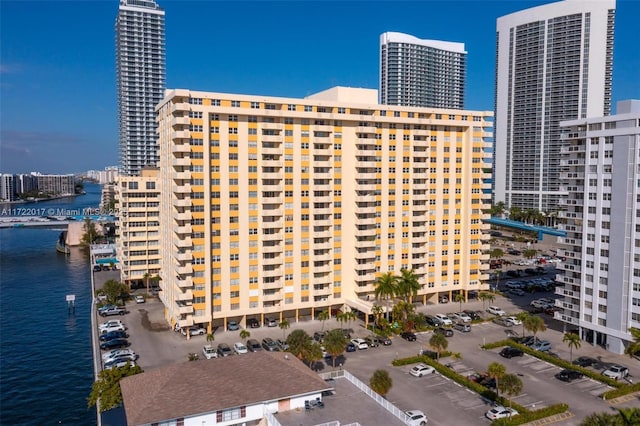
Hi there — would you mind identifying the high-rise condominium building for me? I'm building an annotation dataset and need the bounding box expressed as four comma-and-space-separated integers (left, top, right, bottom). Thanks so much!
557, 100, 640, 355
115, 0, 166, 176
115, 167, 161, 286
494, 0, 615, 212
156, 86, 492, 331
380, 32, 466, 109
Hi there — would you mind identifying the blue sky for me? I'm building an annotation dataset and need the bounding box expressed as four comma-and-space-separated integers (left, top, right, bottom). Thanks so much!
1, 0, 638, 174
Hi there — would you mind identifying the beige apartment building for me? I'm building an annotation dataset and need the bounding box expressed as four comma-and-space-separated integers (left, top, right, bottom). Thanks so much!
115, 167, 161, 287
156, 87, 493, 331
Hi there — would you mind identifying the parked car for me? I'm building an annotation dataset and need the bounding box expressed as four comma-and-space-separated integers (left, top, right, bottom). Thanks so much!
486, 406, 518, 420
345, 342, 357, 352
378, 335, 392, 346
276, 339, 289, 351
555, 369, 584, 382
101, 321, 127, 333
247, 318, 260, 328
487, 306, 506, 316
182, 326, 206, 337
313, 331, 326, 343
99, 319, 124, 330
455, 312, 472, 323
434, 314, 453, 325
104, 359, 135, 370
434, 327, 454, 337
409, 363, 436, 377
499, 347, 524, 359
453, 323, 471, 333
504, 316, 522, 326
405, 410, 428, 426
493, 317, 513, 327
261, 337, 279, 351
364, 336, 380, 348
99, 330, 129, 341
400, 331, 417, 341
572, 356, 600, 368
100, 306, 127, 317
202, 345, 218, 359
233, 342, 248, 355
447, 313, 462, 322
226, 321, 240, 331
508, 288, 526, 296
603, 365, 629, 380
98, 304, 117, 314
463, 310, 481, 320
418, 349, 438, 359
100, 338, 130, 350
530, 340, 552, 352
134, 295, 145, 304
103, 352, 137, 365
439, 295, 449, 303
264, 317, 278, 327
102, 348, 136, 362
350, 338, 369, 350
424, 315, 443, 327
246, 338, 262, 352
217, 343, 233, 357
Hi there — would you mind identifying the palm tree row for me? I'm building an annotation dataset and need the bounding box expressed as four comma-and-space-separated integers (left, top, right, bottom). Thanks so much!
374, 268, 421, 321
486, 201, 559, 227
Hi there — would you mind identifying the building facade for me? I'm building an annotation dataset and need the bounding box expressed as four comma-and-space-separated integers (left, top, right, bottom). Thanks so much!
0, 174, 15, 202
494, 0, 615, 211
115, 167, 161, 287
156, 86, 492, 331
34, 173, 75, 196
556, 100, 640, 354
379, 32, 466, 109
115, 0, 166, 176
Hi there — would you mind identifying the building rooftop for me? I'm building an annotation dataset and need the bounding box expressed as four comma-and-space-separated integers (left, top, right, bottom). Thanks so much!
120, 351, 332, 425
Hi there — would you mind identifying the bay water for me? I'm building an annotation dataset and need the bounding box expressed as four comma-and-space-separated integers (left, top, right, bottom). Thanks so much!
0, 183, 102, 425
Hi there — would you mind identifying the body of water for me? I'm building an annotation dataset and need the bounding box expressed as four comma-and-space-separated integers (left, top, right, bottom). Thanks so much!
0, 183, 102, 425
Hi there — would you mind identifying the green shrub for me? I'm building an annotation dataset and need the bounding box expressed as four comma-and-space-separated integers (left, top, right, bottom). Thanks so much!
491, 403, 568, 426
600, 382, 640, 400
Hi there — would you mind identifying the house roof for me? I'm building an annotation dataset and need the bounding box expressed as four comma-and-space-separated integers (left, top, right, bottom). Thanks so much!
120, 351, 332, 425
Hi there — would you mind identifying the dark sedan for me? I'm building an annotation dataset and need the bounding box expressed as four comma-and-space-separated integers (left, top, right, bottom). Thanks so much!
99, 330, 129, 341
572, 356, 600, 368
345, 342, 357, 352
400, 331, 417, 341
435, 327, 454, 337
100, 338, 130, 350
499, 347, 524, 359
555, 369, 584, 382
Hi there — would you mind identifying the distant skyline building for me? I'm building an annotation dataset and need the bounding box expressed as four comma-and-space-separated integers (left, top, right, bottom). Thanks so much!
557, 99, 640, 355
493, 0, 615, 212
379, 32, 466, 109
115, 0, 166, 176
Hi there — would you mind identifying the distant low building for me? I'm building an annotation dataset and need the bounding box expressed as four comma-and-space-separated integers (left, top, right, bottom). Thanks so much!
120, 351, 332, 425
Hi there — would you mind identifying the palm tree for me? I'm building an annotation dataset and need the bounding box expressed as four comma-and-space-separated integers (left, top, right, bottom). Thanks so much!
143, 272, 151, 295
239, 329, 250, 342
343, 310, 357, 332
371, 304, 384, 327
498, 373, 523, 409
524, 315, 547, 344
490, 248, 505, 261
523, 248, 538, 259
206, 332, 215, 345
617, 407, 640, 426
307, 342, 323, 371
515, 312, 530, 337
336, 311, 347, 329
278, 319, 290, 340
369, 369, 393, 398
317, 310, 330, 332
478, 292, 495, 310
494, 269, 503, 292
374, 272, 398, 321
580, 412, 621, 426
487, 362, 506, 398
454, 293, 465, 312
392, 300, 415, 324
286, 329, 313, 360
429, 332, 448, 361
563, 332, 581, 362
396, 268, 420, 302
324, 328, 348, 368
625, 327, 640, 359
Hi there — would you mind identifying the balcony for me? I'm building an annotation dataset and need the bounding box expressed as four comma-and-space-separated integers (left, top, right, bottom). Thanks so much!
261, 232, 282, 242
175, 225, 191, 235
176, 265, 192, 275
355, 239, 376, 249
261, 171, 283, 180
314, 263, 332, 274
261, 134, 282, 143
172, 157, 191, 167
170, 102, 190, 113
262, 123, 283, 131
176, 302, 194, 315
262, 267, 283, 278
173, 211, 191, 222
175, 251, 191, 262
262, 255, 282, 265
262, 292, 282, 302
171, 130, 190, 140
313, 283, 332, 294
262, 146, 281, 156
171, 116, 190, 127
172, 144, 190, 154
262, 159, 283, 168
262, 243, 282, 253
262, 280, 283, 290
355, 272, 376, 282
262, 220, 283, 229
556, 287, 579, 298
355, 228, 376, 237
173, 198, 191, 208
173, 237, 192, 248
176, 290, 193, 301
172, 183, 191, 194
555, 312, 579, 325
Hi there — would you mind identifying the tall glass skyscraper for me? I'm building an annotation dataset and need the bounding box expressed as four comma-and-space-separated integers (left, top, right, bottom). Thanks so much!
379, 32, 466, 109
116, 0, 166, 176
493, 0, 615, 212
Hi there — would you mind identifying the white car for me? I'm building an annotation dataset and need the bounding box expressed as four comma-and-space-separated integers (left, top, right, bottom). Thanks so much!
100, 323, 126, 334
485, 406, 518, 420
181, 326, 206, 336
434, 314, 453, 325
99, 319, 124, 331
104, 359, 136, 370
350, 338, 369, 350
102, 348, 136, 362
405, 410, 428, 425
504, 316, 522, 326
233, 342, 248, 355
202, 345, 218, 359
603, 365, 629, 380
487, 306, 506, 316
455, 312, 472, 323
134, 295, 145, 304
409, 364, 436, 377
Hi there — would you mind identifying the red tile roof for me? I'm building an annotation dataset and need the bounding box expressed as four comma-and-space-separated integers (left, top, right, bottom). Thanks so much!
120, 351, 332, 425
